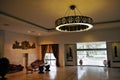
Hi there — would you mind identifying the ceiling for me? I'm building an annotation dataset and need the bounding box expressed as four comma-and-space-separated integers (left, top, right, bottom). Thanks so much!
0, 0, 120, 36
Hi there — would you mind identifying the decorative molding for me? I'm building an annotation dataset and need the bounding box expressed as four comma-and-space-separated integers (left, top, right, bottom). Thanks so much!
0, 10, 120, 31
0, 11, 49, 31
12, 41, 35, 49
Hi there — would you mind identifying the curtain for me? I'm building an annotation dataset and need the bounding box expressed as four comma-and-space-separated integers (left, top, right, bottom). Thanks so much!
46, 44, 53, 53
51, 44, 60, 67
41, 45, 47, 61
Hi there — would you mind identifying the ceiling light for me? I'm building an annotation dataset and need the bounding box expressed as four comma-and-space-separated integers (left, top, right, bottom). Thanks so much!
55, 5, 93, 32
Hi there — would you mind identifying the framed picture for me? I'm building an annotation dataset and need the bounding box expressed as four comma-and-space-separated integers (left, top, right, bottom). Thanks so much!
64, 44, 76, 66
112, 42, 120, 62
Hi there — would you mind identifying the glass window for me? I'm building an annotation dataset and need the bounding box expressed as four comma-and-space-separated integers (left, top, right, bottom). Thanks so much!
77, 42, 107, 66
44, 53, 56, 66
77, 42, 106, 49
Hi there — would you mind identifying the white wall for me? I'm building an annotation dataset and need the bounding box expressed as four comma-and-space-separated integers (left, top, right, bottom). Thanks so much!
3, 31, 39, 66
38, 28, 120, 67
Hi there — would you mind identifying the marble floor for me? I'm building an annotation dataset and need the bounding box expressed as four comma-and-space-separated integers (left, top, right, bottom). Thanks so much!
4, 66, 120, 80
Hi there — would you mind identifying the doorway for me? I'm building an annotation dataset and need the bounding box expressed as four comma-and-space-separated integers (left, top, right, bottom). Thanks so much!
77, 42, 107, 66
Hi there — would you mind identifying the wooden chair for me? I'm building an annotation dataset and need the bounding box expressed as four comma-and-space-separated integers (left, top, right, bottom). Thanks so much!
26, 66, 33, 74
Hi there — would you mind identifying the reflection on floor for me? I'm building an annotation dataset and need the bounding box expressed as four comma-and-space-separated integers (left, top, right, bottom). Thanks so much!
5, 66, 120, 80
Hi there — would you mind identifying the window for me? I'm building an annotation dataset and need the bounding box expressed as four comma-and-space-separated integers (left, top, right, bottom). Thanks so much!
77, 42, 106, 49
77, 42, 107, 66
44, 53, 56, 66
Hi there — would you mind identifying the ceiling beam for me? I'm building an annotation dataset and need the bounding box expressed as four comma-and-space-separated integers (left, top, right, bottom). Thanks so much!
0, 11, 49, 31
94, 20, 120, 25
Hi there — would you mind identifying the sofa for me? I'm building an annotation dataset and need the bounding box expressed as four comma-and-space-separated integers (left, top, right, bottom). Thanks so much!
8, 64, 24, 73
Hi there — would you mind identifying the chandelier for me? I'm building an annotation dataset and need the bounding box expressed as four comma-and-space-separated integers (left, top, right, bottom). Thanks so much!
55, 5, 93, 32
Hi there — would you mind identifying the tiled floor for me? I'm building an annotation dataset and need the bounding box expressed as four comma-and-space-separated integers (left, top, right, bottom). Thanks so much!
4, 66, 120, 80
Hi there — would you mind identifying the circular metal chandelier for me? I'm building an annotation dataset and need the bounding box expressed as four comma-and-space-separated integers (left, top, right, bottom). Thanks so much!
55, 5, 93, 32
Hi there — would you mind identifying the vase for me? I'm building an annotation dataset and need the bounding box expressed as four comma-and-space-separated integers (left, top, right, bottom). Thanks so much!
79, 59, 83, 66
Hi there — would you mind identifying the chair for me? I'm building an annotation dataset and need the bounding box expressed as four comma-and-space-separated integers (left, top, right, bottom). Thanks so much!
26, 66, 33, 74
31, 59, 44, 71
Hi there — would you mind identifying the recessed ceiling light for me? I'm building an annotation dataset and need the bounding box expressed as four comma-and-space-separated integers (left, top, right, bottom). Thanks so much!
3, 23, 9, 26
38, 33, 41, 36
27, 30, 31, 33
27, 30, 35, 33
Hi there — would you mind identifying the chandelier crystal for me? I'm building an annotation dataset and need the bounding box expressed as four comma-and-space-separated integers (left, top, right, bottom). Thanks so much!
55, 5, 93, 32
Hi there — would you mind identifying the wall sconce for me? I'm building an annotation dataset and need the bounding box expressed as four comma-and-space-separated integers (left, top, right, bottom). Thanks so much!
12, 41, 35, 49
